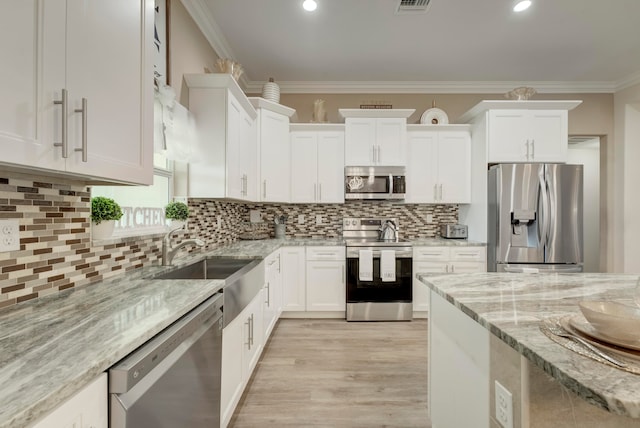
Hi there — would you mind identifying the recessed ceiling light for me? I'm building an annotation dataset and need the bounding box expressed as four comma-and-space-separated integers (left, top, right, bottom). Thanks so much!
513, 0, 532, 12
303, 0, 317, 11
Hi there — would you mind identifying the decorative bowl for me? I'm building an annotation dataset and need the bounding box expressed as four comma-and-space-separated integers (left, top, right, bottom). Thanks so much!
578, 301, 640, 343
504, 86, 536, 100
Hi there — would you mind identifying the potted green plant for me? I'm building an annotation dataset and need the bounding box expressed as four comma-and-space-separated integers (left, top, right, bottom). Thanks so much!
165, 201, 189, 229
90, 196, 123, 240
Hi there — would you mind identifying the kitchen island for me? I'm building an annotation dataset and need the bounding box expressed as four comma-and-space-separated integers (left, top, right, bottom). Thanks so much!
418, 272, 640, 427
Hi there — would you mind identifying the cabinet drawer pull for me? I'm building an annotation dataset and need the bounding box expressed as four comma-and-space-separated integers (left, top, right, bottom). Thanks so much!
53, 89, 68, 158
74, 98, 88, 162
525, 139, 530, 160
263, 180, 267, 198
531, 139, 535, 159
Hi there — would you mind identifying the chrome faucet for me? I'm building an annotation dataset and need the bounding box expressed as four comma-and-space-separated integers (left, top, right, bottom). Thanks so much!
162, 224, 205, 266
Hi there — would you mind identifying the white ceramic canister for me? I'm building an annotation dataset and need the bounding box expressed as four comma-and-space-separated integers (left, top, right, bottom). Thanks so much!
262, 77, 280, 103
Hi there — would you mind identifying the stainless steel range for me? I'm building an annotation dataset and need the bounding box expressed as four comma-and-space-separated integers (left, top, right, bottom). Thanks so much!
343, 218, 413, 321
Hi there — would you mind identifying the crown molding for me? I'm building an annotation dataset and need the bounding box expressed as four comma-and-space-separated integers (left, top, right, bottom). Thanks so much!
243, 80, 617, 94
616, 71, 640, 92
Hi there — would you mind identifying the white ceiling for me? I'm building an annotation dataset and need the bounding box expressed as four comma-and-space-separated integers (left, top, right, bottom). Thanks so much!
188, 0, 640, 93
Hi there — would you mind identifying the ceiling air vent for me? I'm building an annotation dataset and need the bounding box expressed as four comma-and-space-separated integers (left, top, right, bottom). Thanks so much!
396, 0, 432, 14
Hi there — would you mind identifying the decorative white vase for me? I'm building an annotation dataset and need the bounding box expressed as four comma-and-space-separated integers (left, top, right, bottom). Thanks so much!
262, 78, 280, 104
92, 220, 115, 240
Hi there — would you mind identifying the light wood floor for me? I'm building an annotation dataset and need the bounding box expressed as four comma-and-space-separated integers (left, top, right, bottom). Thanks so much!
229, 319, 431, 428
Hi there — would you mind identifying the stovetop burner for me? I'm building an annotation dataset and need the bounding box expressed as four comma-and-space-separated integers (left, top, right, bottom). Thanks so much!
342, 217, 412, 248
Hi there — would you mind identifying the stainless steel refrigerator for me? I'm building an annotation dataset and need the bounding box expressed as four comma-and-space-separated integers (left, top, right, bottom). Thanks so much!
488, 163, 583, 272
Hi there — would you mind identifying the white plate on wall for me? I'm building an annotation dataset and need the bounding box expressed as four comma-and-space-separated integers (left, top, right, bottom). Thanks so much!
420, 107, 449, 125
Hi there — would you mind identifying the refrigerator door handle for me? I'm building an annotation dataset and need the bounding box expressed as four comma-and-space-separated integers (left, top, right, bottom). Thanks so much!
537, 171, 549, 248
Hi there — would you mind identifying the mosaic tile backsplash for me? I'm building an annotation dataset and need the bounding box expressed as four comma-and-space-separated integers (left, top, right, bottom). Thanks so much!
0, 172, 457, 309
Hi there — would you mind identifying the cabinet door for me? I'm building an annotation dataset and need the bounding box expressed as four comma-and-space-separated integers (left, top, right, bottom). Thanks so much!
412, 261, 448, 312
240, 110, 258, 200
221, 315, 244, 427
260, 109, 290, 202
226, 96, 243, 199
291, 132, 318, 203
345, 118, 375, 165
32, 373, 108, 428
306, 260, 346, 311
438, 132, 471, 203
317, 132, 345, 203
487, 110, 528, 163
529, 110, 567, 162
244, 292, 263, 377
406, 132, 438, 203
376, 118, 406, 166
1, 1, 66, 172
281, 247, 306, 311
65, 0, 153, 184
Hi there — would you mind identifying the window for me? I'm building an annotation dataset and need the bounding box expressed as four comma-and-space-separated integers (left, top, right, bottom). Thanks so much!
91, 154, 172, 237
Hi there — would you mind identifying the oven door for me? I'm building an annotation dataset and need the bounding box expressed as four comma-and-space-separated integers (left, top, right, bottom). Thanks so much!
346, 255, 413, 302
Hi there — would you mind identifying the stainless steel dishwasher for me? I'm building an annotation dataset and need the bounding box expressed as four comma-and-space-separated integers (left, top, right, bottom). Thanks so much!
109, 292, 223, 428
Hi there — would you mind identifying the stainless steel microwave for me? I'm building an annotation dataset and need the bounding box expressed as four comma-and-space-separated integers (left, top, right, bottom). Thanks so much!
344, 166, 406, 200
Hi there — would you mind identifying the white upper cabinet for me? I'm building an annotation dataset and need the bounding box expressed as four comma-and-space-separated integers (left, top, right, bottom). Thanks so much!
250, 98, 296, 203
458, 100, 582, 164
406, 127, 471, 204
290, 125, 345, 203
487, 110, 567, 163
185, 74, 257, 200
340, 109, 414, 166
1, 0, 154, 185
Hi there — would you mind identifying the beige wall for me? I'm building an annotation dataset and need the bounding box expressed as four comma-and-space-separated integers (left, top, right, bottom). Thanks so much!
615, 82, 640, 273
169, 0, 220, 104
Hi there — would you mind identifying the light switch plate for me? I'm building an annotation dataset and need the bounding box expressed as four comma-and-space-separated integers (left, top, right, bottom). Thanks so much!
426, 214, 434, 223
0, 219, 20, 252
250, 210, 262, 223
298, 214, 305, 225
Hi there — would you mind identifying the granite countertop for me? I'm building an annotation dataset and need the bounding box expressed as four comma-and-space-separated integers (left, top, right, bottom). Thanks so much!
410, 237, 486, 247
0, 235, 472, 427
417, 272, 640, 418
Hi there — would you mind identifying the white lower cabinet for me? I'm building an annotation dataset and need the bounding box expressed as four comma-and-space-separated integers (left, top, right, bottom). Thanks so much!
413, 246, 486, 314
281, 247, 306, 312
221, 290, 263, 428
31, 373, 107, 428
305, 246, 346, 312
263, 250, 282, 339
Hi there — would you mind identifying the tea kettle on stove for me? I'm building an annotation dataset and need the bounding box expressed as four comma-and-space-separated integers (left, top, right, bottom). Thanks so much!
379, 219, 398, 242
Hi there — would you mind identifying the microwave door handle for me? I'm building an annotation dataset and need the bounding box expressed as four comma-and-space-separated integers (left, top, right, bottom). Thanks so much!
389, 174, 393, 198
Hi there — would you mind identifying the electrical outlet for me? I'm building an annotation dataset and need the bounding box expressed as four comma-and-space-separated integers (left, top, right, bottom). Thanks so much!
495, 381, 513, 428
426, 213, 434, 223
298, 214, 305, 225
217, 216, 222, 228
0, 220, 20, 252
315, 215, 322, 225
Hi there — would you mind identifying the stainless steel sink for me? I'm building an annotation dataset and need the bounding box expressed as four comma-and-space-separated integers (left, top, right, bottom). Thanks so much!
153, 257, 259, 280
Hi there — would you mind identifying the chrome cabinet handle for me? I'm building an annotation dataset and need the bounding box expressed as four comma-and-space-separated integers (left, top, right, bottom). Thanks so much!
318, 183, 322, 201
377, 145, 381, 163
531, 139, 535, 159
265, 282, 270, 306
53, 89, 68, 158
445, 265, 449, 273
433, 184, 438, 201
451, 264, 455, 273
342, 265, 345, 283
314, 183, 317, 201
263, 180, 267, 198
439, 184, 443, 200
74, 98, 88, 162
245, 318, 251, 350
250, 313, 254, 346
525, 139, 530, 160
